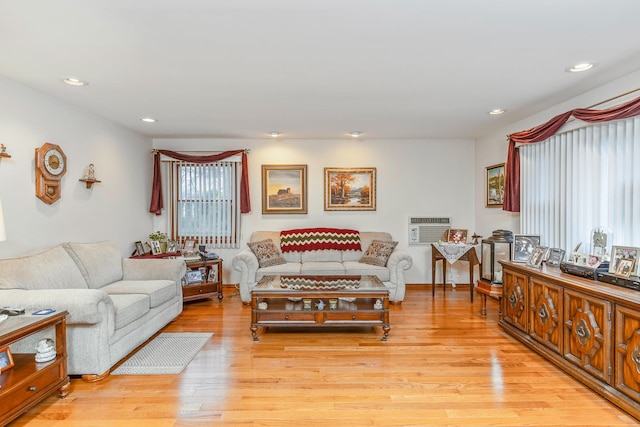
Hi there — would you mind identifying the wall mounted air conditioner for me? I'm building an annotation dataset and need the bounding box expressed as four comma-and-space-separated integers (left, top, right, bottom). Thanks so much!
408, 217, 451, 245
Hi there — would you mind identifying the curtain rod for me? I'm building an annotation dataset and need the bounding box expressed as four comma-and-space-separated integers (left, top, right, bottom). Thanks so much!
151, 149, 250, 154
585, 87, 640, 109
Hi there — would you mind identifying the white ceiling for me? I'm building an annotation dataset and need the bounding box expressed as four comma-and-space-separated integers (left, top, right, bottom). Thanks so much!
2, 0, 640, 140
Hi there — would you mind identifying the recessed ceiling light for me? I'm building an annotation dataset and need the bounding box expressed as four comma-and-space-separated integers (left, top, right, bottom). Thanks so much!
488, 109, 506, 115
141, 117, 157, 123
566, 62, 595, 73
62, 77, 88, 86
269, 131, 280, 137
350, 131, 362, 137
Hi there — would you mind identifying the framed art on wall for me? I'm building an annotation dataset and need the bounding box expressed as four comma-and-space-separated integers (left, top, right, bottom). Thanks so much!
262, 164, 308, 214
324, 167, 376, 211
486, 163, 505, 208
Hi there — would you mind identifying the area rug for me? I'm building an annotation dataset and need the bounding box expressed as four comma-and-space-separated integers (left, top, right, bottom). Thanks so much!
111, 332, 213, 375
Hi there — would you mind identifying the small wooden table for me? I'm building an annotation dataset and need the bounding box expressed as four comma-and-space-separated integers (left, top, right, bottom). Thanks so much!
0, 311, 69, 426
251, 275, 390, 342
431, 243, 480, 302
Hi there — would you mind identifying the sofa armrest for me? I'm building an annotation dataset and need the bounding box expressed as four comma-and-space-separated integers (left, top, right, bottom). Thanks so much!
387, 250, 413, 281
0, 289, 115, 328
122, 258, 187, 286
231, 249, 259, 282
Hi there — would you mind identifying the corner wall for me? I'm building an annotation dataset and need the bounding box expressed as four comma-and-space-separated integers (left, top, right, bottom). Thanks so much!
0, 76, 154, 258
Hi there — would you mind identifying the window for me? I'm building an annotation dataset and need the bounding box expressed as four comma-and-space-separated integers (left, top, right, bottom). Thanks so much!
169, 159, 241, 248
520, 116, 640, 257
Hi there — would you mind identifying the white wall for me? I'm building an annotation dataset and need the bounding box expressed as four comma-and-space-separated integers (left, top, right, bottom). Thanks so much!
0, 76, 154, 258
475, 69, 640, 242
154, 137, 476, 284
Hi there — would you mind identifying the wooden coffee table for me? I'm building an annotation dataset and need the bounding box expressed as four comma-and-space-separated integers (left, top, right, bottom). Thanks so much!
250, 275, 390, 341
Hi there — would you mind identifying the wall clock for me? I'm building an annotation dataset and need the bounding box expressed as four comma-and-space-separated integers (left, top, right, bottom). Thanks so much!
35, 142, 67, 204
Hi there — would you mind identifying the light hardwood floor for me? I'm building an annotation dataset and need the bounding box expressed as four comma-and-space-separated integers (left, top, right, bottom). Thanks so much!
11, 285, 639, 426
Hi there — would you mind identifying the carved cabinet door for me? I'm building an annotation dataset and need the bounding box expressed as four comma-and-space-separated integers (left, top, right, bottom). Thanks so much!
563, 288, 612, 383
502, 268, 529, 333
529, 278, 563, 355
615, 305, 640, 404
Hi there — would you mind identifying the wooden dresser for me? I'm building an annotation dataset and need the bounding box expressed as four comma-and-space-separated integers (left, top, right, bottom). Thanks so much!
499, 261, 640, 421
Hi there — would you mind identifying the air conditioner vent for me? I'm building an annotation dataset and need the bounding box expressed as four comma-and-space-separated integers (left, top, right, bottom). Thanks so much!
408, 217, 451, 245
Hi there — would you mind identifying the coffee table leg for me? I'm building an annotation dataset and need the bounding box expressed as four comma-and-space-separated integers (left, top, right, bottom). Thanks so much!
381, 325, 390, 342
251, 325, 259, 342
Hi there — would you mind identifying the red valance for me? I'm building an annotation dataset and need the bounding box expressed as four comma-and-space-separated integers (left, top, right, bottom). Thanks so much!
503, 94, 640, 212
149, 149, 251, 215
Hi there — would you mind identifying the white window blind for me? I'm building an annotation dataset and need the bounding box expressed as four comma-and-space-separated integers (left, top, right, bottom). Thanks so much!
520, 116, 640, 254
168, 159, 241, 249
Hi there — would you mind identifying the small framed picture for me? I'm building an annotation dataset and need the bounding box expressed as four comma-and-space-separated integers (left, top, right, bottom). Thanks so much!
166, 240, 177, 253
150, 240, 162, 255
587, 255, 602, 268
0, 346, 15, 373
546, 248, 565, 267
513, 234, 541, 263
134, 241, 146, 257
183, 239, 196, 254
447, 229, 468, 244
610, 246, 640, 276
186, 269, 203, 284
485, 163, 505, 208
527, 246, 548, 268
615, 258, 636, 278
208, 267, 218, 283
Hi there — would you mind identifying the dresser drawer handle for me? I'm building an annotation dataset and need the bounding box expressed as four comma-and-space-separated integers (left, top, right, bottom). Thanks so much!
352, 315, 356, 320
285, 315, 289, 320
29, 386, 37, 392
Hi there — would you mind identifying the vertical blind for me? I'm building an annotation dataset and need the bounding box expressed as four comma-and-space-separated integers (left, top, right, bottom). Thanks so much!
169, 160, 241, 249
520, 116, 640, 254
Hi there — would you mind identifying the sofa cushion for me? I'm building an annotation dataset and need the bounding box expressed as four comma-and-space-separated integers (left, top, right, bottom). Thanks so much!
109, 293, 150, 330
248, 239, 287, 268
343, 261, 391, 282
101, 280, 177, 308
300, 261, 346, 275
360, 240, 398, 266
256, 262, 302, 281
300, 250, 342, 263
0, 245, 88, 290
64, 241, 123, 289
342, 232, 393, 262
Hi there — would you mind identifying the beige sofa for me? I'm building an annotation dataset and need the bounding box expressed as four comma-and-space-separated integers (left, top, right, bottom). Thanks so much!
0, 241, 186, 381
232, 230, 413, 304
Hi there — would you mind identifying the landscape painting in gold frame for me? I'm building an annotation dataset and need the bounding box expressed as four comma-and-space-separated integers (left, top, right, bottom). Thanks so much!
262, 164, 308, 214
486, 163, 505, 208
324, 167, 376, 211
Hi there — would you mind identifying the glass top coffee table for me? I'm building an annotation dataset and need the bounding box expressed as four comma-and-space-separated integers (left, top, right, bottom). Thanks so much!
250, 275, 390, 342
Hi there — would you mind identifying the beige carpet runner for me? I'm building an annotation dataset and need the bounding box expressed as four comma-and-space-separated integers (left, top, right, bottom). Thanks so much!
111, 332, 212, 375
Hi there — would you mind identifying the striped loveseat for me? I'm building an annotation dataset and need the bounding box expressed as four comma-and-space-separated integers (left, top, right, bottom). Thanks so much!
231, 228, 413, 304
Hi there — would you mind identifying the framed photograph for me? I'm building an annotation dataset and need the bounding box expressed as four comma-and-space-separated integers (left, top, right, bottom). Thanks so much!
183, 239, 196, 254
262, 164, 308, 214
134, 241, 146, 257
447, 229, 468, 244
527, 246, 549, 267
512, 234, 541, 263
546, 248, 565, 267
610, 246, 640, 276
166, 240, 177, 253
186, 269, 203, 284
0, 346, 14, 373
486, 163, 505, 208
324, 167, 376, 211
208, 267, 218, 283
615, 258, 636, 278
150, 240, 162, 255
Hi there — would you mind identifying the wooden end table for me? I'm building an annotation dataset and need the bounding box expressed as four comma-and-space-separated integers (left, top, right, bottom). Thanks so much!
251, 275, 390, 342
0, 311, 69, 426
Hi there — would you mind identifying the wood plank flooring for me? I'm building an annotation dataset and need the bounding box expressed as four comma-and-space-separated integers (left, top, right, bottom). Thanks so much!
10, 285, 638, 426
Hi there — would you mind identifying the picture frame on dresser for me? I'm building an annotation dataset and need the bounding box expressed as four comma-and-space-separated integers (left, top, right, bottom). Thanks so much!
615, 258, 635, 278
527, 245, 548, 267
546, 248, 565, 267
512, 234, 541, 263
134, 241, 146, 257
610, 245, 640, 276
0, 346, 14, 373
